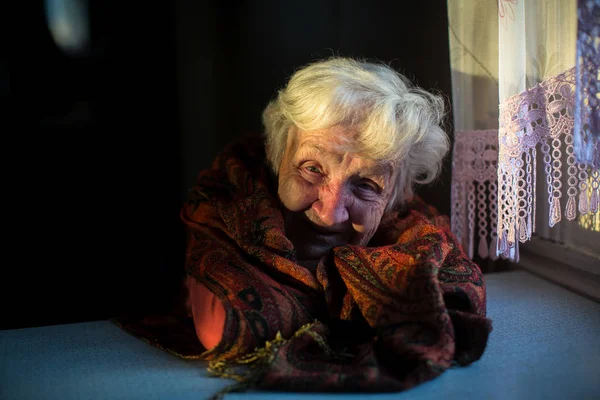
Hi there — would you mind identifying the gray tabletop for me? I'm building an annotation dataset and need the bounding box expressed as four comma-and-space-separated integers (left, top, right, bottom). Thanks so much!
2, 270, 599, 400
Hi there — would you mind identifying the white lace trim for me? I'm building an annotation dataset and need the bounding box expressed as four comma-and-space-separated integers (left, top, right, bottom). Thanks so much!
497, 66, 600, 261
451, 130, 499, 260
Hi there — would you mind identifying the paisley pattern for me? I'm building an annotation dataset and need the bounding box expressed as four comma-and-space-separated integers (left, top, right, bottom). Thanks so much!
118, 134, 492, 394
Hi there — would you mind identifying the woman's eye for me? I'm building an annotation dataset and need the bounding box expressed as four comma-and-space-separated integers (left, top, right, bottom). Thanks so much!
305, 165, 322, 174
357, 182, 379, 193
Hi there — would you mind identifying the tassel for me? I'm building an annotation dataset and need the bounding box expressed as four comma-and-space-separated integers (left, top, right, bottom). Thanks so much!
467, 183, 476, 260
565, 196, 577, 220
507, 219, 516, 247
497, 233, 506, 255
206, 321, 350, 400
579, 189, 589, 214
590, 189, 599, 213
549, 197, 561, 228
532, 148, 537, 233
206, 330, 291, 400
513, 241, 520, 263
518, 217, 528, 242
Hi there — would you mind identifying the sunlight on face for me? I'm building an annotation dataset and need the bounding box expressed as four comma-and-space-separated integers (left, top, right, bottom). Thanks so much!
277, 126, 397, 266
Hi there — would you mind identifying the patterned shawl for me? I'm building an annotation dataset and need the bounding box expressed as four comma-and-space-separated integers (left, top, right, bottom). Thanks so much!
116, 134, 492, 397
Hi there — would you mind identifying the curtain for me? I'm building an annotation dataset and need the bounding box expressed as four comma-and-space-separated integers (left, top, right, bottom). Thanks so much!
448, 1, 500, 261
448, 0, 600, 263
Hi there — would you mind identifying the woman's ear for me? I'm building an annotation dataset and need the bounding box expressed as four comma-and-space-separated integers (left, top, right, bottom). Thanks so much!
286, 126, 298, 151
278, 126, 299, 170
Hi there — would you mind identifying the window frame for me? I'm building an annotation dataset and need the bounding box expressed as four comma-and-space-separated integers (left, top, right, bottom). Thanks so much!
517, 236, 600, 303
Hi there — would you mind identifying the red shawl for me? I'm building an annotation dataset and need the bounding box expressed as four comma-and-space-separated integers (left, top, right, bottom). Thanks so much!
117, 134, 492, 396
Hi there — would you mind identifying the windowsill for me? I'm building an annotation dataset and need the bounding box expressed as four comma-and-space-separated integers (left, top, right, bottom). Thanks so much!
517, 237, 600, 303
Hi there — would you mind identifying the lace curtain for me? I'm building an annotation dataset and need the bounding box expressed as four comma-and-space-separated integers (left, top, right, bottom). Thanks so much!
448, 0, 600, 262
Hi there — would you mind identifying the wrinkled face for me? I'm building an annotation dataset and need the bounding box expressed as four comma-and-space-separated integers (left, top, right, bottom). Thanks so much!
278, 126, 397, 265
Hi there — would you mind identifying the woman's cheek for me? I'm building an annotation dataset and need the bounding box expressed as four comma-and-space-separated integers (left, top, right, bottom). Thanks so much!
279, 177, 317, 211
350, 203, 385, 246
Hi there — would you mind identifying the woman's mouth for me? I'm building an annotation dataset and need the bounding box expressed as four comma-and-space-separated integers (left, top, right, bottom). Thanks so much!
303, 215, 347, 236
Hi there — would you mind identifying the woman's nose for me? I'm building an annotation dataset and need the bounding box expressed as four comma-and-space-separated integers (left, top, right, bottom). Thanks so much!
312, 184, 349, 226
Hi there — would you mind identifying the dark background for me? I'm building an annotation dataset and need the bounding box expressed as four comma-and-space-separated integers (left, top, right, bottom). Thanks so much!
3, 0, 457, 329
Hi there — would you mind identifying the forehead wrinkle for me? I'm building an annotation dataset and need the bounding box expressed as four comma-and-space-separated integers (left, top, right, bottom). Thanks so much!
338, 151, 393, 179
296, 140, 344, 163
308, 143, 325, 154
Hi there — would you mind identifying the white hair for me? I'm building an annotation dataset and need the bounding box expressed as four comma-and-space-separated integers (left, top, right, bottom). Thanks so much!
262, 57, 450, 211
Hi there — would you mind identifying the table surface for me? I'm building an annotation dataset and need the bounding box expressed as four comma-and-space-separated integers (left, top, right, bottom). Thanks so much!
2, 270, 599, 400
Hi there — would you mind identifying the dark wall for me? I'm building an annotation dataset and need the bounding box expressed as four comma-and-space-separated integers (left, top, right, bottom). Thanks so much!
5, 1, 183, 329
3, 0, 453, 329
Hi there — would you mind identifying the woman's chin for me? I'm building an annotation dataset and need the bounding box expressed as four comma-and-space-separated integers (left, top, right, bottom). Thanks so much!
295, 237, 348, 261
295, 244, 331, 262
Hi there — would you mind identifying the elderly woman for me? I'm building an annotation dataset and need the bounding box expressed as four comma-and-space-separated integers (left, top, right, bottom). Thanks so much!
180, 57, 491, 392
